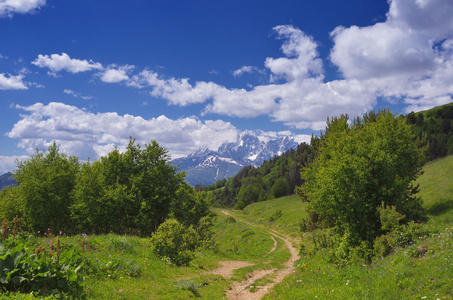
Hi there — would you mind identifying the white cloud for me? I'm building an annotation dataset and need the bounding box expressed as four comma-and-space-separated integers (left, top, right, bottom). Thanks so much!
99, 64, 134, 83
330, 0, 453, 111
233, 66, 264, 77
32, 53, 103, 74
131, 70, 227, 106
63, 89, 94, 100
0, 0, 45, 17
0, 73, 28, 90
7, 102, 239, 160
0, 155, 29, 174
31, 1, 453, 130
126, 25, 378, 129
256, 130, 311, 145
265, 25, 323, 82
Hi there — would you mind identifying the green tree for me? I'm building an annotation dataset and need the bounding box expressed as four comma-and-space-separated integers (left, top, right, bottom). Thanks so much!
271, 177, 290, 198
0, 186, 25, 223
299, 110, 426, 245
235, 178, 265, 210
71, 138, 208, 235
14, 142, 79, 232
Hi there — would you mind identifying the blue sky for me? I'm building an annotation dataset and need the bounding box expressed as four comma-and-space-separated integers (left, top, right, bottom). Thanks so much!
1, 0, 453, 173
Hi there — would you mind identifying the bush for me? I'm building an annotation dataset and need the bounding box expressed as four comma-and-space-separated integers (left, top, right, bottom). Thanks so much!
373, 221, 430, 258
150, 219, 199, 266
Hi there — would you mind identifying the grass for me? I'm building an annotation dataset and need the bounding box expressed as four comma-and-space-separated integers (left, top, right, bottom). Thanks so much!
4, 155, 452, 299
417, 154, 453, 229
4, 210, 292, 299
239, 194, 308, 237
261, 154, 453, 299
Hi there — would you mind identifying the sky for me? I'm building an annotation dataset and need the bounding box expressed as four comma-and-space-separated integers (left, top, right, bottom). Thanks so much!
1, 0, 453, 174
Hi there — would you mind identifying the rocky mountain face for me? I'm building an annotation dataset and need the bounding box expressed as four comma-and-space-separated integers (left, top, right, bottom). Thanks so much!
173, 132, 299, 186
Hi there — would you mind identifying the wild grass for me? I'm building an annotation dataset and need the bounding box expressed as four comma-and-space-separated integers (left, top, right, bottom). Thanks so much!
239, 194, 308, 237
262, 154, 453, 299
3, 155, 451, 299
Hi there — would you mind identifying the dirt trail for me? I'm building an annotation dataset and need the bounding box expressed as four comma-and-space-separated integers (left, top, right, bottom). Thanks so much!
208, 210, 300, 300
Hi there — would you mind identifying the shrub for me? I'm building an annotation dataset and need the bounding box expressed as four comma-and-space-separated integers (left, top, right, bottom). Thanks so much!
150, 219, 199, 266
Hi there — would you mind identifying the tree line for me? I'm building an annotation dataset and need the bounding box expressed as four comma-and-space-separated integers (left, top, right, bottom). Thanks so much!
0, 139, 212, 236
199, 142, 315, 209
406, 102, 453, 160
204, 103, 452, 211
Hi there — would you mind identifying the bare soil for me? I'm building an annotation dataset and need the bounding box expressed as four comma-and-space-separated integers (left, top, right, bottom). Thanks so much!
207, 211, 300, 300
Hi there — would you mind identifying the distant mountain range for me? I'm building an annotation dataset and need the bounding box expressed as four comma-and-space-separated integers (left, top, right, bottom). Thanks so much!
173, 131, 299, 186
0, 172, 16, 191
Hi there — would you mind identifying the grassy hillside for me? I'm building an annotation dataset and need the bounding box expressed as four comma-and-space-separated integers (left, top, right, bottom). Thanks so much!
417, 154, 453, 228
236, 194, 307, 238
2, 155, 451, 299
259, 154, 453, 299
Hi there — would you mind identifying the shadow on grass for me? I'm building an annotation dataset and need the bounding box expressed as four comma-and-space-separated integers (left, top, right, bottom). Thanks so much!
427, 198, 453, 216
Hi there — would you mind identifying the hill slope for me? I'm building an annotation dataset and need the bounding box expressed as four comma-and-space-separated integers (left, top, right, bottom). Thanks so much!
0, 172, 16, 191
230, 154, 453, 299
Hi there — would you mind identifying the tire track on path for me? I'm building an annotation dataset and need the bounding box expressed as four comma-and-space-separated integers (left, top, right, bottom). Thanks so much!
217, 210, 300, 300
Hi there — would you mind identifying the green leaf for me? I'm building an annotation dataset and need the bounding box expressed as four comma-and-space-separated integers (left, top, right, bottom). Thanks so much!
11, 275, 26, 286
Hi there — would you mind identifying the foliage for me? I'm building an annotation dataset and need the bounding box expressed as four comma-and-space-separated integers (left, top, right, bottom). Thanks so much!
14, 142, 80, 233
0, 187, 25, 224
270, 178, 290, 199
150, 219, 199, 266
377, 202, 405, 232
0, 218, 83, 297
407, 102, 453, 160
299, 109, 427, 247
235, 178, 266, 210
68, 138, 211, 236
207, 143, 314, 208
71, 139, 184, 235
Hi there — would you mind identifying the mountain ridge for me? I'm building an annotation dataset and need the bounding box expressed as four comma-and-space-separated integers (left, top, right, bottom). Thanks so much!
173, 132, 299, 186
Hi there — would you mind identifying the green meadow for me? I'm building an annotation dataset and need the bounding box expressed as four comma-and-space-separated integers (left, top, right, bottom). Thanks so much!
2, 155, 452, 299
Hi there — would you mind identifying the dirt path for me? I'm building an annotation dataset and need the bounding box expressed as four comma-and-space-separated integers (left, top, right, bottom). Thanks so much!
210, 210, 300, 300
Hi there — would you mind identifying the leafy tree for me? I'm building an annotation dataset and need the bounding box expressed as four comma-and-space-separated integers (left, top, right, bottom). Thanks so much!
299, 110, 427, 245
235, 178, 265, 210
71, 138, 209, 235
169, 182, 213, 228
0, 186, 24, 223
271, 177, 290, 198
14, 142, 79, 232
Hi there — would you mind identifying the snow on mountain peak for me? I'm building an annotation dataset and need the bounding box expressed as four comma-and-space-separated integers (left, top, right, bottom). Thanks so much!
173, 132, 299, 186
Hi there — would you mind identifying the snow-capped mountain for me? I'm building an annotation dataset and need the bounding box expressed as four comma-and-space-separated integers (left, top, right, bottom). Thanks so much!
173, 132, 299, 186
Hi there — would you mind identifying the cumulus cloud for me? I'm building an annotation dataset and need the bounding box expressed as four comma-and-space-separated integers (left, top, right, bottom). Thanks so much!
99, 64, 134, 83
130, 70, 227, 106
0, 155, 29, 174
330, 0, 453, 111
32, 53, 103, 75
32, 1, 453, 129
0, 73, 28, 90
7, 102, 239, 160
121, 25, 375, 129
0, 0, 45, 17
265, 25, 323, 82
